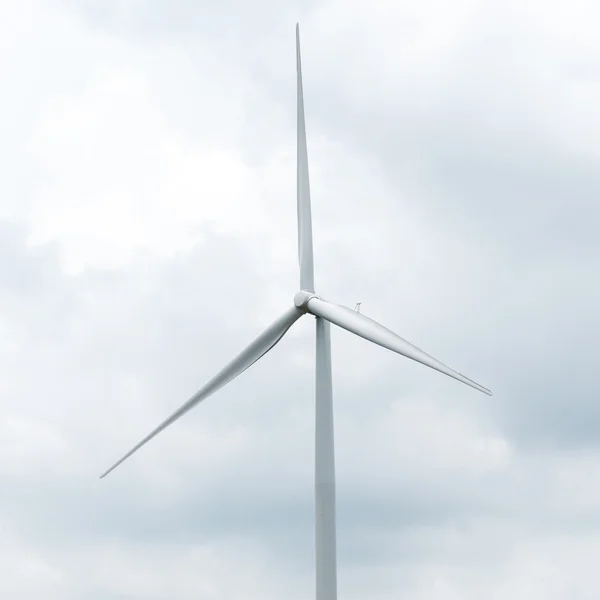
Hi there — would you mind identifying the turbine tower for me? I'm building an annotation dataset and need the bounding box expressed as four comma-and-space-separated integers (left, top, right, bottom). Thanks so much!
101, 24, 492, 600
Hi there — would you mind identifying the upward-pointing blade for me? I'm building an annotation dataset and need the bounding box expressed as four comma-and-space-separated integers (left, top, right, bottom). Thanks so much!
306, 297, 492, 396
100, 306, 303, 479
296, 24, 315, 292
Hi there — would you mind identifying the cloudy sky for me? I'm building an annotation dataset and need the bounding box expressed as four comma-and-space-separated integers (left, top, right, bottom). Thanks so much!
2, 0, 600, 598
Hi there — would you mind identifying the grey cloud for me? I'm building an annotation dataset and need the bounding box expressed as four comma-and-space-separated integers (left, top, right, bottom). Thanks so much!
3, 2, 600, 598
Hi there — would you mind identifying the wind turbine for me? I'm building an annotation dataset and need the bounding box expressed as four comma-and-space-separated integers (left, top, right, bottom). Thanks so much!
101, 24, 492, 600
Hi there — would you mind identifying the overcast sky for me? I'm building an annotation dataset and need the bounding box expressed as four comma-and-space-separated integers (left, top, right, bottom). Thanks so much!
1, 0, 600, 598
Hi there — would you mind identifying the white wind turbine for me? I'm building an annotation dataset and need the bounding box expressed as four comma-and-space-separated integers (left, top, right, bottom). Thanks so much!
101, 24, 492, 600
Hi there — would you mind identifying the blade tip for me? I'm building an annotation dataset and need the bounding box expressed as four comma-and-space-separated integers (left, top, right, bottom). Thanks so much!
296, 24, 301, 69
99, 461, 120, 479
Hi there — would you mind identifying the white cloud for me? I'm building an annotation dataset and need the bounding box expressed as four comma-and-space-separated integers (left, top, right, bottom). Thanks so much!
1, 0, 599, 598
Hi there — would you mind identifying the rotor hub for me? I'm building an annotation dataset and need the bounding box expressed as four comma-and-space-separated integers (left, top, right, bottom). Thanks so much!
294, 290, 319, 312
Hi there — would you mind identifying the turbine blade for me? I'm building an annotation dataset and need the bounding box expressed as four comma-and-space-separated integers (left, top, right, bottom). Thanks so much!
296, 23, 315, 292
100, 306, 303, 478
306, 297, 492, 396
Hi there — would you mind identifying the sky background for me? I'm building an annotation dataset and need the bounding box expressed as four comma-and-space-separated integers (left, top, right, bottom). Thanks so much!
1, 0, 600, 598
